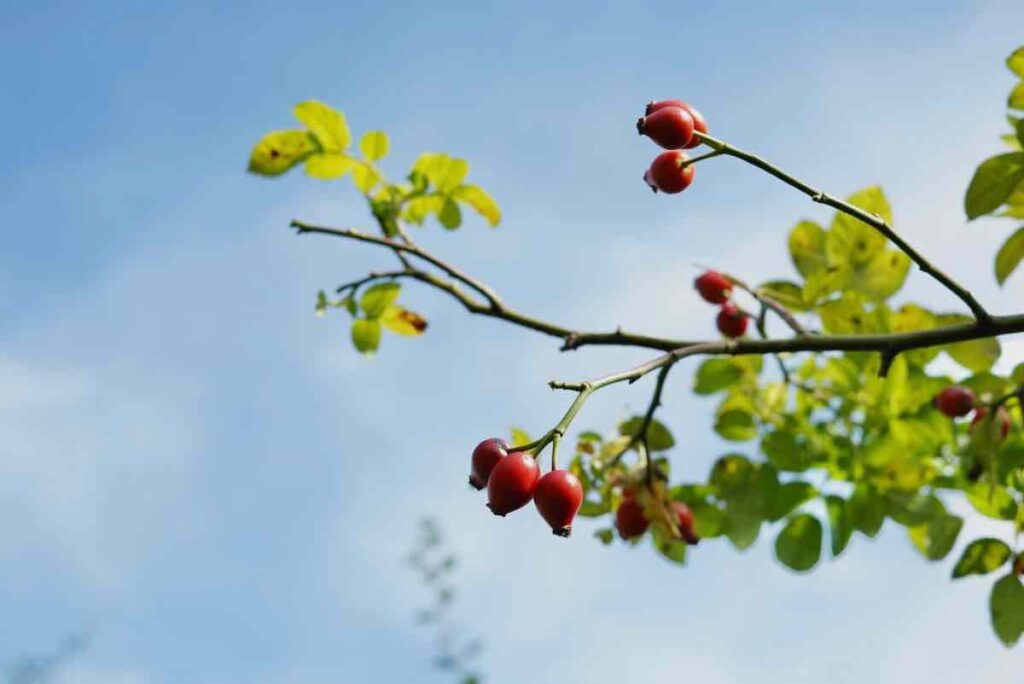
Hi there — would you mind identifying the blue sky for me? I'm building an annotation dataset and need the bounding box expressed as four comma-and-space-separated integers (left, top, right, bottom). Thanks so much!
2, 1, 1024, 682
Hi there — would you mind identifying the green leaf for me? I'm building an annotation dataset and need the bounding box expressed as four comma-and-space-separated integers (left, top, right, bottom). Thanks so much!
340, 295, 357, 316
305, 153, 357, 180
1016, 117, 1024, 148
715, 408, 757, 442
953, 539, 1013, 579
248, 130, 318, 176
694, 358, 743, 395
509, 427, 532, 447
788, 220, 828, 277
413, 153, 469, 193
619, 416, 675, 451
758, 280, 810, 311
849, 248, 911, 301
1009, 47, 1024, 77
438, 197, 462, 229
908, 513, 963, 561
1011, 81, 1024, 111
990, 574, 1024, 646
964, 152, 1024, 219
827, 186, 891, 266
403, 195, 445, 225
848, 486, 885, 537
293, 101, 350, 151
359, 131, 390, 161
768, 481, 817, 522
967, 483, 1019, 521
594, 528, 615, 545
774, 514, 823, 572
360, 282, 401, 319
761, 429, 816, 472
352, 163, 381, 193
351, 319, 381, 356
381, 305, 428, 336
938, 313, 1001, 371
825, 495, 853, 557
452, 184, 501, 227
995, 226, 1024, 285
650, 524, 687, 564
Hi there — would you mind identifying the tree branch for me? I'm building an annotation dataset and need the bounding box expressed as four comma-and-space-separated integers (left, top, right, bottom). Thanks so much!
694, 132, 993, 324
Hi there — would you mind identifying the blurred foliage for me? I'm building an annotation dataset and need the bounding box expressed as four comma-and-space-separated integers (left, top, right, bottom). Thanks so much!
408, 519, 483, 684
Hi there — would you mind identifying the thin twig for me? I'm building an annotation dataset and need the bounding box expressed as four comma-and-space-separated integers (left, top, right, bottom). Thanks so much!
694, 131, 992, 323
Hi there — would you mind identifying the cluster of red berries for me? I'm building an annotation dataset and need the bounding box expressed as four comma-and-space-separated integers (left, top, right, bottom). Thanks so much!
638, 99, 708, 194
615, 492, 699, 544
469, 438, 584, 537
934, 385, 1012, 440
694, 270, 748, 339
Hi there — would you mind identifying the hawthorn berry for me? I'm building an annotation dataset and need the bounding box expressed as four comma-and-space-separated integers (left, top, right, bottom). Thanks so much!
694, 270, 733, 304
637, 106, 695, 149
716, 302, 748, 338
971, 406, 1012, 441
671, 501, 700, 545
486, 452, 541, 516
644, 150, 696, 194
469, 437, 509, 490
645, 99, 708, 149
615, 494, 650, 539
933, 386, 976, 418
534, 469, 584, 537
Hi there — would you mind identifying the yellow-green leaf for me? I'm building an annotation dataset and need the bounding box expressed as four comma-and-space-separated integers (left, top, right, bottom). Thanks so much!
359, 131, 390, 161
965, 152, 1024, 219
351, 319, 381, 356
294, 100, 351, 151
1010, 81, 1024, 110
438, 197, 462, 229
509, 427, 532, 447
995, 226, 1024, 285
939, 314, 1001, 371
788, 220, 828, 277
305, 153, 357, 180
352, 162, 381, 193
381, 305, 428, 336
248, 130, 318, 176
953, 538, 1012, 578
452, 184, 501, 227
1008, 47, 1024, 77
758, 280, 810, 311
849, 248, 911, 301
403, 195, 445, 225
827, 187, 891, 266
360, 282, 401, 318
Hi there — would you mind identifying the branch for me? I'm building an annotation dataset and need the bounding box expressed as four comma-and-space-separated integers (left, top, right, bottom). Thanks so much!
694, 132, 993, 324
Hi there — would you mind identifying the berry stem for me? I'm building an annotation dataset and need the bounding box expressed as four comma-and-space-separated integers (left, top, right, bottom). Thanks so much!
680, 149, 724, 168
691, 131, 992, 324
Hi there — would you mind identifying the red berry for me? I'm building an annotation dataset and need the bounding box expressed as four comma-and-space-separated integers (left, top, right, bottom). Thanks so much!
615, 495, 650, 539
534, 470, 584, 537
671, 501, 700, 545
644, 150, 695, 194
486, 452, 540, 516
469, 438, 509, 490
933, 386, 976, 418
637, 107, 694, 149
971, 406, 1011, 441
716, 302, 748, 338
694, 270, 733, 304
646, 99, 708, 148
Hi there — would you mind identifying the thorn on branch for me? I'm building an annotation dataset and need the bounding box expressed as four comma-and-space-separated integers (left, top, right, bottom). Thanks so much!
878, 350, 898, 377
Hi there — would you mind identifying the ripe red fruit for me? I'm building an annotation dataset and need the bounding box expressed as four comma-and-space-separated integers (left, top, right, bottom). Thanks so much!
671, 501, 700, 545
637, 106, 694, 149
615, 495, 650, 539
644, 150, 695, 194
694, 270, 733, 304
716, 302, 748, 338
486, 452, 540, 516
646, 99, 708, 148
534, 470, 584, 537
469, 438, 509, 490
971, 406, 1012, 441
933, 386, 976, 418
